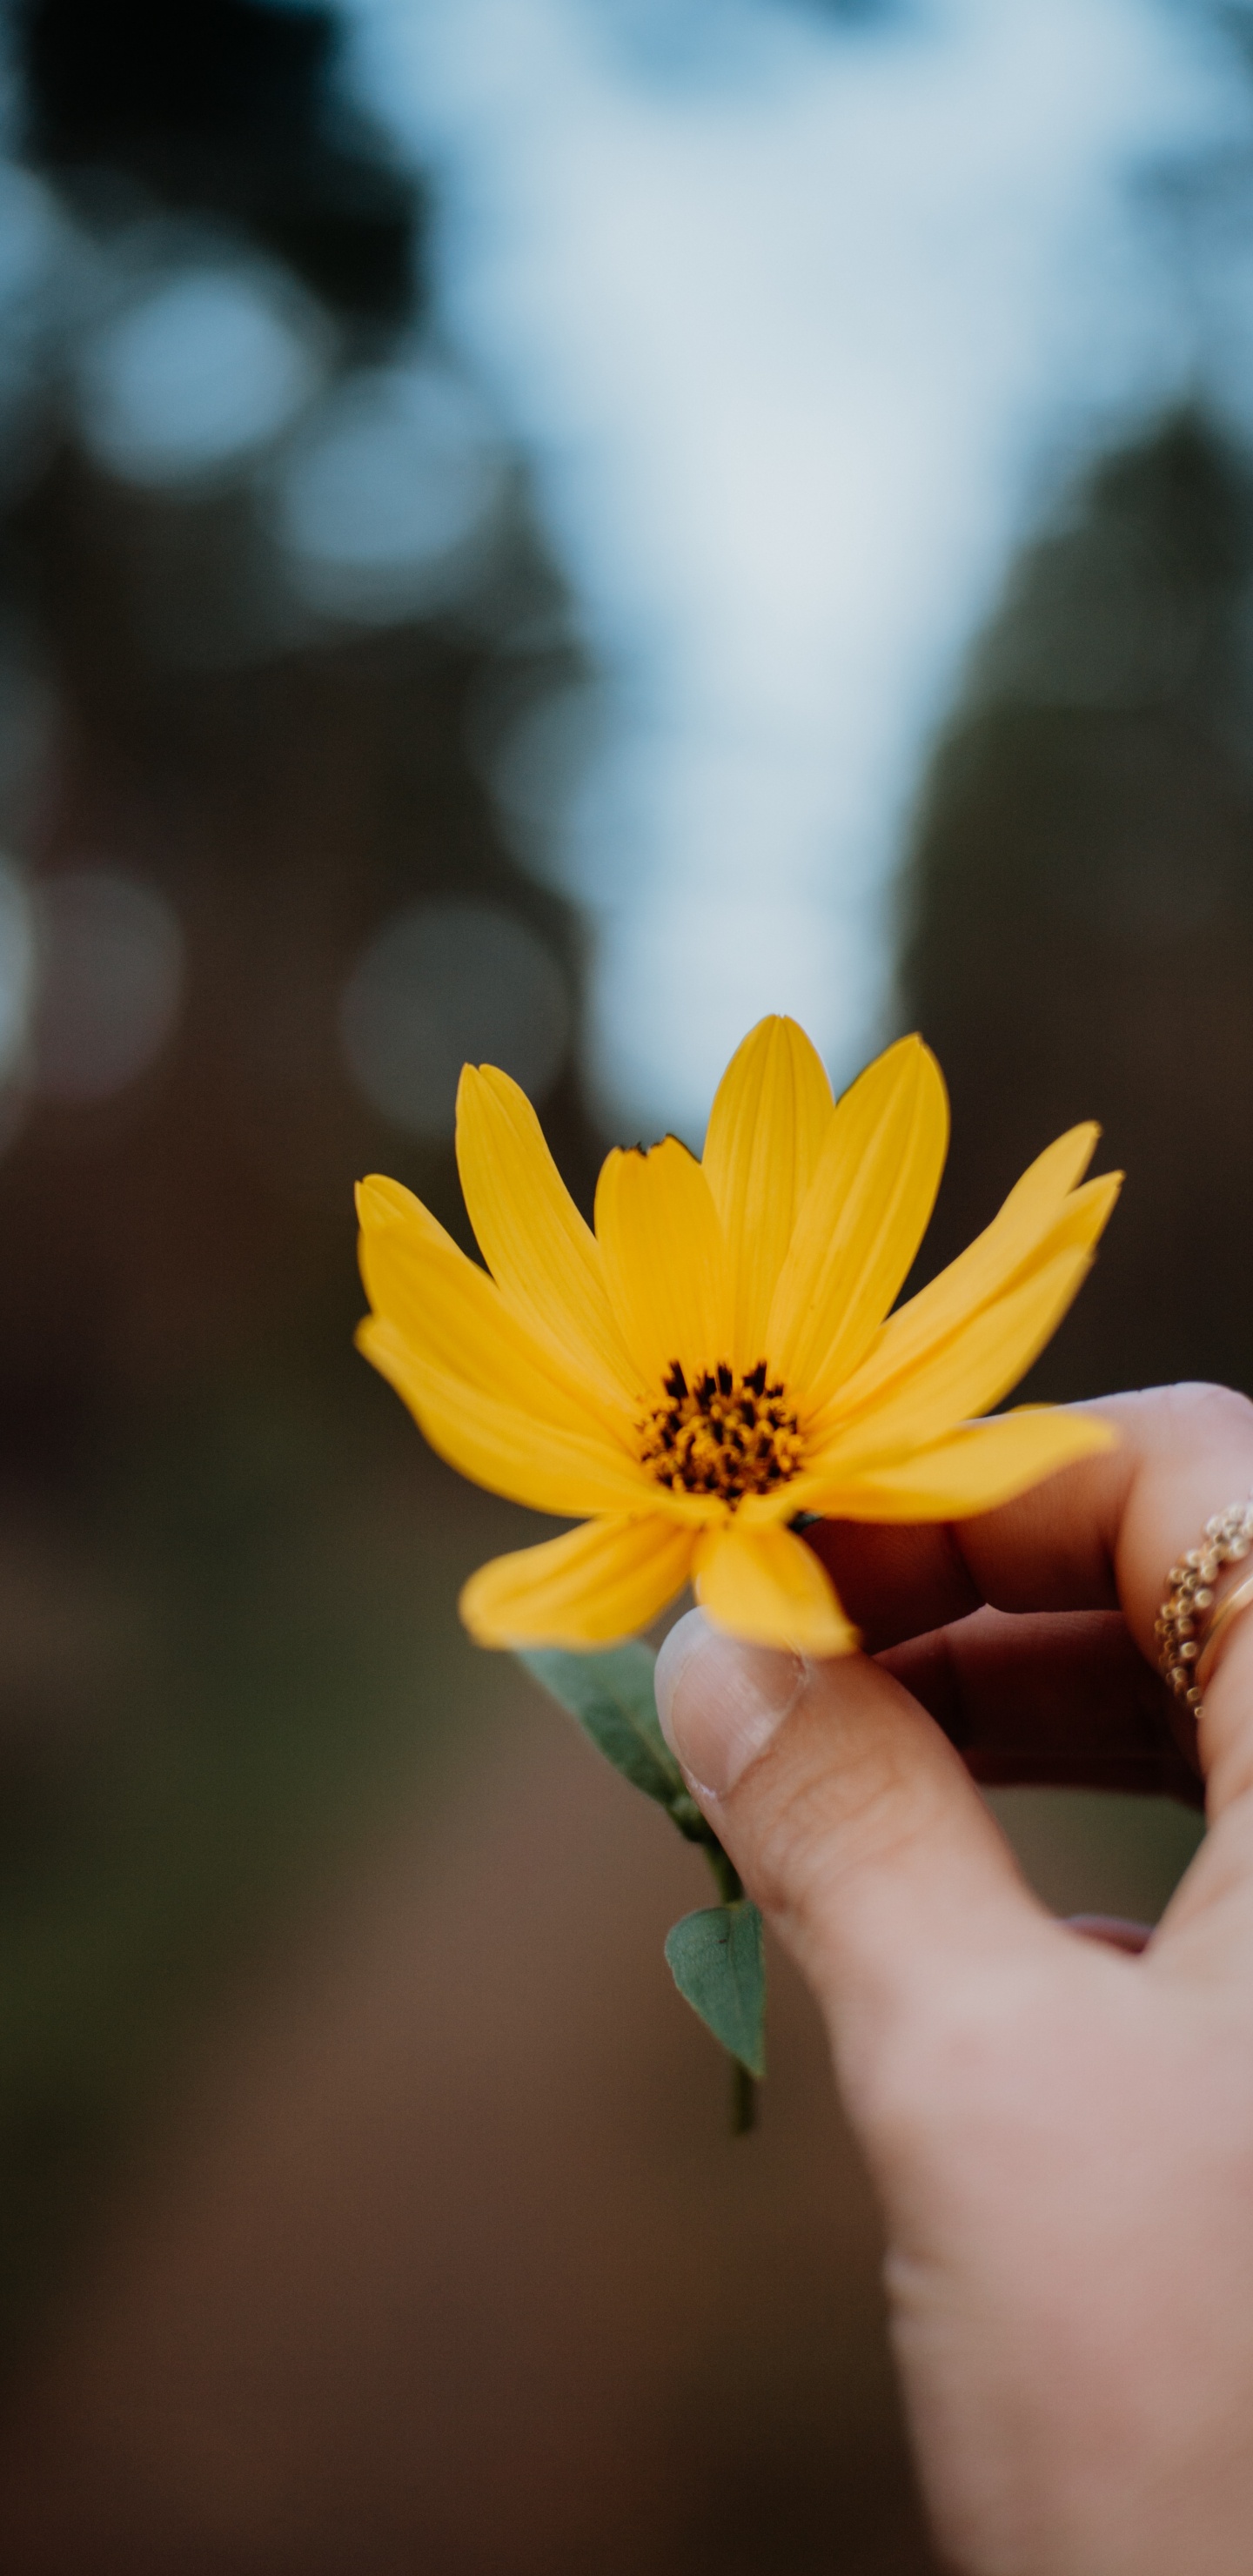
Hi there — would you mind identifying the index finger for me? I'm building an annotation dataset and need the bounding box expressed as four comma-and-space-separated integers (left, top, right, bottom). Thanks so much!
807, 1384, 1253, 1670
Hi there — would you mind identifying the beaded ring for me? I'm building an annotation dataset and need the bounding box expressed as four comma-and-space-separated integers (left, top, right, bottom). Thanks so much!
1156, 1497, 1253, 1715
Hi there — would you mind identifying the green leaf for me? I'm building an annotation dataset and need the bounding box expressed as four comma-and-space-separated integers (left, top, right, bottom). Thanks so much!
664, 1901, 766, 2079
519, 1641, 705, 1831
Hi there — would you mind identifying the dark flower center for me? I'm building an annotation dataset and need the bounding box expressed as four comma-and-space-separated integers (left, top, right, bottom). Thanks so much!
638, 1359, 804, 1504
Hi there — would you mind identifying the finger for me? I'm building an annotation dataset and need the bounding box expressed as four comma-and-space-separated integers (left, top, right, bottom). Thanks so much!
655, 1609, 1064, 2105
807, 1385, 1247, 1643
807, 1384, 1253, 1803
881, 1607, 1203, 1804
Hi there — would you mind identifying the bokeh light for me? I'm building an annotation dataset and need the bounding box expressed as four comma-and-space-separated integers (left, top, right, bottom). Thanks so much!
75, 254, 325, 487
477, 677, 608, 891
30, 869, 184, 1101
271, 356, 506, 621
339, 896, 571, 1137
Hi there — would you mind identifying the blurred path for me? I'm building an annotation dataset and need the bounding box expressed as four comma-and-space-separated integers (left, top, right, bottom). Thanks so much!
0, 1678, 932, 2575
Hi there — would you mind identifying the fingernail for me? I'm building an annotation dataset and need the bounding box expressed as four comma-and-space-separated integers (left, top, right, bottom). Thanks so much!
654, 1607, 806, 1799
1066, 1914, 1152, 1955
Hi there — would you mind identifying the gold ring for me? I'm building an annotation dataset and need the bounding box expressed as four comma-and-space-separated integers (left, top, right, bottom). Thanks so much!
1156, 1496, 1253, 1715
1196, 1569, 1253, 1694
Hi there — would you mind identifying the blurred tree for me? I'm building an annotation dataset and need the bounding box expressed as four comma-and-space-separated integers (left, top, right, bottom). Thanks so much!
0, 0, 599, 2380
901, 414, 1253, 1407
17, 0, 419, 328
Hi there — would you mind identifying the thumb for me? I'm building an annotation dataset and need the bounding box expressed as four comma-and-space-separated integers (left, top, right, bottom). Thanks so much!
654, 1609, 1060, 2097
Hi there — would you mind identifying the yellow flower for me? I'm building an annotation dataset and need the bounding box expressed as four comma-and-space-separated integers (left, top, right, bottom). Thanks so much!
356, 1016, 1119, 1659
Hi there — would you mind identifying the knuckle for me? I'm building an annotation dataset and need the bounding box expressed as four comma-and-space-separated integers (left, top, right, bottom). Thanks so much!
1140, 1381, 1253, 1452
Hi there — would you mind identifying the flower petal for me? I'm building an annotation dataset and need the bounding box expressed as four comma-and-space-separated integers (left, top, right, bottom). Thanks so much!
701, 1015, 834, 1372
356, 1169, 455, 1248
807, 1243, 1099, 1480
767, 1036, 949, 1411
830, 1130, 1116, 1418
594, 1135, 729, 1394
357, 1175, 635, 1443
1036, 1171, 1122, 1266
693, 1520, 856, 1658
456, 1064, 637, 1405
459, 1513, 695, 1647
358, 1316, 664, 1517
803, 1405, 1116, 1523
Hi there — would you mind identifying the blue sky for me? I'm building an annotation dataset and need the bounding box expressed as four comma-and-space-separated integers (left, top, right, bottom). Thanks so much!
343, 0, 1253, 1136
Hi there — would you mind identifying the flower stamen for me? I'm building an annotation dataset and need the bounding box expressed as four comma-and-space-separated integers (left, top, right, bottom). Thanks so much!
639, 1359, 804, 1503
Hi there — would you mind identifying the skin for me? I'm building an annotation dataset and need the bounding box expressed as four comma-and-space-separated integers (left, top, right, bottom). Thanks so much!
653, 1385, 1253, 2576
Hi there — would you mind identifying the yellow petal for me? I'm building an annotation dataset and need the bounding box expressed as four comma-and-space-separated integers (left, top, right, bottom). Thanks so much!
358, 1316, 665, 1518
594, 1135, 729, 1394
1039, 1170, 1122, 1263
693, 1520, 856, 1658
816, 1169, 1120, 1447
809, 1243, 1098, 1479
767, 1035, 948, 1411
803, 1405, 1116, 1523
460, 1513, 695, 1647
701, 1015, 834, 1372
456, 1064, 637, 1405
357, 1175, 635, 1444
355, 1170, 458, 1249
831, 1129, 1116, 1417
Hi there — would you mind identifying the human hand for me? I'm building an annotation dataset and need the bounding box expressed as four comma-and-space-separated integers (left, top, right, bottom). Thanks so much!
654, 1385, 1253, 2576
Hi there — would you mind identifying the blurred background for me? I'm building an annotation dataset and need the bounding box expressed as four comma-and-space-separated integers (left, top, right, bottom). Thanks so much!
0, 0, 1243, 2565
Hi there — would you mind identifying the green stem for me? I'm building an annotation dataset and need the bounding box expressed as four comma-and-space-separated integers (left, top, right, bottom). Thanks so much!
702, 1841, 757, 2133
730, 2063, 757, 2136
704, 1839, 744, 1905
